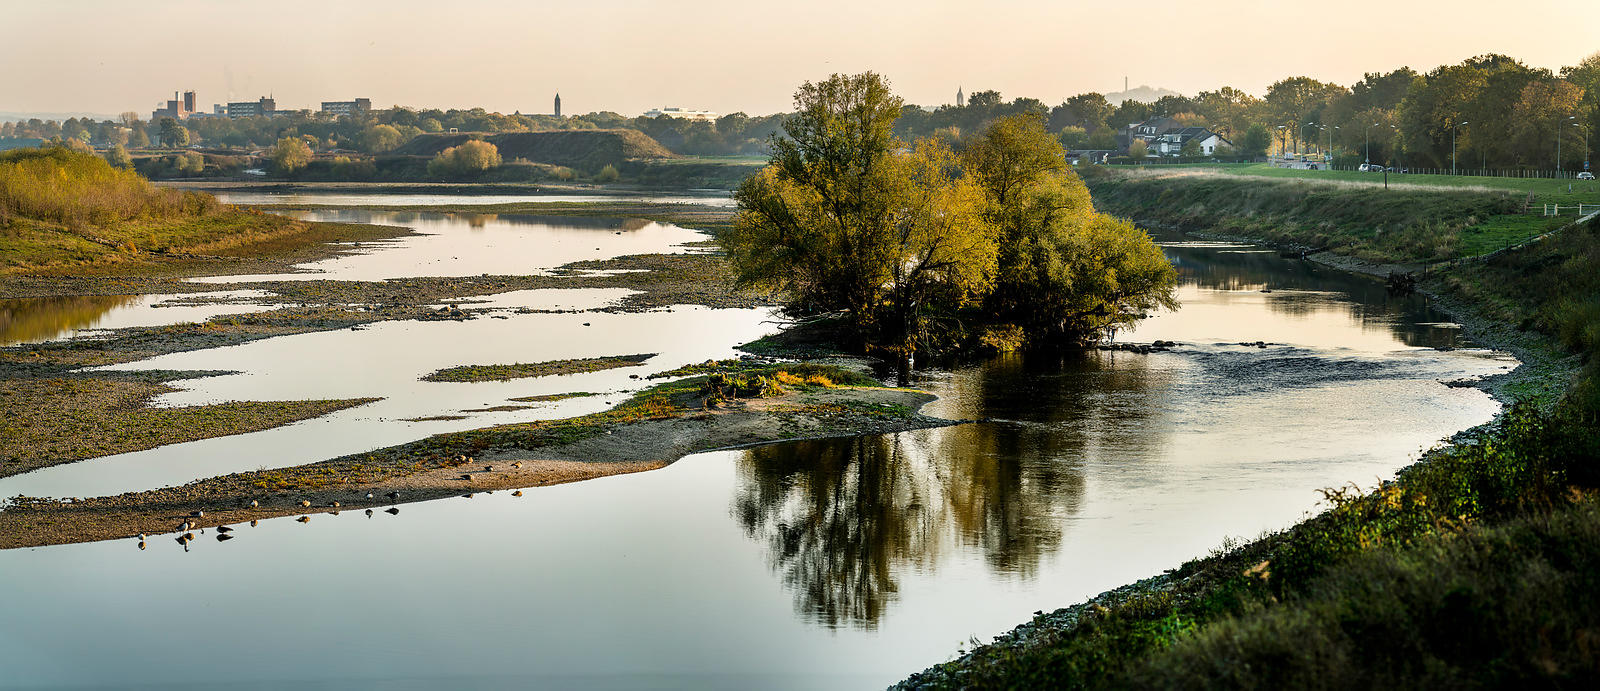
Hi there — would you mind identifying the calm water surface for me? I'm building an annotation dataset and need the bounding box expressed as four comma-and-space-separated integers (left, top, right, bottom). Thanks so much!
210, 189, 735, 208
0, 290, 273, 346
0, 215, 1515, 689
192, 210, 708, 283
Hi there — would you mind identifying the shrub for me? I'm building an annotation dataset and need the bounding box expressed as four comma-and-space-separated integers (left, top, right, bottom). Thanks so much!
0, 147, 219, 229
268, 137, 312, 175
426, 140, 501, 178
176, 151, 205, 176
595, 164, 620, 182
105, 144, 132, 169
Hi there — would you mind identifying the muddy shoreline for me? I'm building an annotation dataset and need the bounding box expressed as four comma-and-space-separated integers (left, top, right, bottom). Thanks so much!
0, 384, 955, 549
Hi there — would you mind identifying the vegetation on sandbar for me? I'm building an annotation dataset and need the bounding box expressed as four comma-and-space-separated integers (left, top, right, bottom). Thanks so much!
421, 353, 656, 382
507, 392, 598, 402
0, 374, 376, 478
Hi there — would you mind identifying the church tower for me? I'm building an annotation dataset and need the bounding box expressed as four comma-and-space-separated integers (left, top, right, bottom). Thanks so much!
956, 86, 965, 107
554, 93, 562, 118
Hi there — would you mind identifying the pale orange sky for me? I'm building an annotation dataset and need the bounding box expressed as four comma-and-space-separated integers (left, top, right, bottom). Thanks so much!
4, 0, 1597, 118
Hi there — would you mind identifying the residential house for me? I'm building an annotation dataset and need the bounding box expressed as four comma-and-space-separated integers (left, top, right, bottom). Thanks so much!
1118, 117, 1230, 157
1152, 127, 1231, 156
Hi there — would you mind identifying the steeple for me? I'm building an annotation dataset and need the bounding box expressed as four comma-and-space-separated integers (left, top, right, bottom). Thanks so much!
554, 92, 562, 118
956, 86, 965, 107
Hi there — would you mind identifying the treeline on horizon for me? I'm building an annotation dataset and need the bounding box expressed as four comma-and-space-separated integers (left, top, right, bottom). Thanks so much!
4, 52, 1596, 171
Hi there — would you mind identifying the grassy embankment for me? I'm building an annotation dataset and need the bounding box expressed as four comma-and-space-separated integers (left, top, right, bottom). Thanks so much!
0, 147, 397, 276
902, 178, 1600, 688
1081, 164, 1597, 263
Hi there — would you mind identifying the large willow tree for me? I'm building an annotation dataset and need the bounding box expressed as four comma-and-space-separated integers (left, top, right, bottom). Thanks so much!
725, 73, 993, 355
963, 114, 1178, 344
723, 73, 1176, 355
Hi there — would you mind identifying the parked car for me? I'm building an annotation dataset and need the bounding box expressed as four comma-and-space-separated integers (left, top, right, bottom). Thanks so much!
1578, 172, 1596, 180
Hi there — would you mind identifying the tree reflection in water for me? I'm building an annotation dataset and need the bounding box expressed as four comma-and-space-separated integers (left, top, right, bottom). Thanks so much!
0, 294, 140, 346
734, 350, 1173, 629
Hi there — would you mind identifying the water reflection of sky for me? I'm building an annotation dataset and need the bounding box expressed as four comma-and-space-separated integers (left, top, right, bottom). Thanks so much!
210, 189, 737, 208
191, 210, 708, 283
0, 218, 1522, 690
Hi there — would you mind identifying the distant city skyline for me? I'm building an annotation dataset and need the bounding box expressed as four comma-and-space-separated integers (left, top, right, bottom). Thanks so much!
3, 0, 1598, 119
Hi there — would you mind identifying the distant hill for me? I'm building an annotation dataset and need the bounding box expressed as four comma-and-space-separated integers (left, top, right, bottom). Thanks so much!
1103, 85, 1182, 105
394, 129, 676, 171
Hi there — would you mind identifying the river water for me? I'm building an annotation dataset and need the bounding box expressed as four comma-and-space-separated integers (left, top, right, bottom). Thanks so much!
0, 207, 1513, 689
208, 189, 736, 208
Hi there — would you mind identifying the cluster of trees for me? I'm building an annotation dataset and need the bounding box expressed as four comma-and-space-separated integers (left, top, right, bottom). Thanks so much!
881, 52, 1599, 169
0, 106, 785, 159
7, 51, 1592, 175
723, 73, 1177, 358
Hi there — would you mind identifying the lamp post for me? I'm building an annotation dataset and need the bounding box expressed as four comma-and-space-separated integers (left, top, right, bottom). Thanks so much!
1451, 121, 1468, 175
1365, 123, 1376, 164
1580, 119, 1593, 172
1558, 115, 1576, 177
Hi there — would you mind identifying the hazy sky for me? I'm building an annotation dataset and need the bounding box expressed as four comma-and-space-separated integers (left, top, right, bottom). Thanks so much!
4, 0, 1598, 118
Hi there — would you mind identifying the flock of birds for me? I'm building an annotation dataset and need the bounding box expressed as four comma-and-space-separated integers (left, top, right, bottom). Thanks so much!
142, 456, 534, 551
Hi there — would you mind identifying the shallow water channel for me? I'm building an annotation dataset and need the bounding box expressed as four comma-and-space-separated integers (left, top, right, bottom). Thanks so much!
0, 209, 1514, 689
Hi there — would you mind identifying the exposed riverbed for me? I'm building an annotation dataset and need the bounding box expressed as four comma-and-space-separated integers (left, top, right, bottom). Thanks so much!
0, 203, 1514, 690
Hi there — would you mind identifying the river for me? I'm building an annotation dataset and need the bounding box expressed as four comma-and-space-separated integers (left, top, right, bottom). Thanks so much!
0, 203, 1512, 689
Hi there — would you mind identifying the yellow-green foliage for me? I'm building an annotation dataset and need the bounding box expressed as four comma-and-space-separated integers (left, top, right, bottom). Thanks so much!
0, 147, 218, 229
427, 140, 502, 177
725, 78, 1177, 354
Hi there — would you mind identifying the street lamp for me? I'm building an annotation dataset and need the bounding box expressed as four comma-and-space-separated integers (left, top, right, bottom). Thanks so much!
1577, 122, 1590, 176
1451, 121, 1468, 175
1319, 124, 1337, 162
1558, 115, 1576, 176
